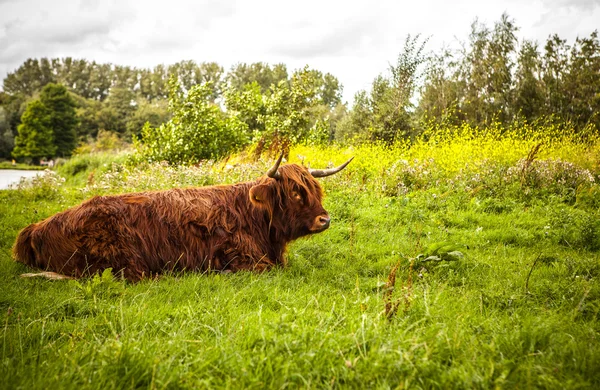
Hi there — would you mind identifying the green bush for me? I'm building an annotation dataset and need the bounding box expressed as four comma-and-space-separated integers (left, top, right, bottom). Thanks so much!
135, 78, 249, 165
55, 151, 130, 186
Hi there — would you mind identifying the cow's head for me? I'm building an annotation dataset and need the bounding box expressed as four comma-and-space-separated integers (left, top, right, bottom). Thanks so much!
250, 153, 353, 240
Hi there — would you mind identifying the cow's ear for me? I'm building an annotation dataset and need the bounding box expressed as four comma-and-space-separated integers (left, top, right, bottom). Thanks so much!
249, 183, 273, 207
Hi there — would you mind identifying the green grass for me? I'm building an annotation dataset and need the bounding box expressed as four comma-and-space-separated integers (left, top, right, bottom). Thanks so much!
0, 161, 46, 170
54, 151, 131, 187
1, 137, 599, 389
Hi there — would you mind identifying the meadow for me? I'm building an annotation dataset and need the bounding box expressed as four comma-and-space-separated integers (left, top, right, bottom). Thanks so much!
1, 126, 599, 389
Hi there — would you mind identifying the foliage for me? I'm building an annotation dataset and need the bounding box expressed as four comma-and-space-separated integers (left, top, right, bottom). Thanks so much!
414, 17, 600, 133
0, 107, 14, 159
39, 83, 78, 157
8, 169, 65, 199
70, 94, 103, 138
2, 58, 223, 103
2, 16, 600, 160
223, 82, 266, 136
136, 78, 249, 164
11, 84, 78, 161
0, 92, 26, 140
73, 130, 131, 155
11, 100, 56, 163
258, 67, 327, 152
514, 40, 544, 122
72, 268, 124, 300
54, 151, 130, 187
336, 35, 428, 143
125, 99, 170, 138
223, 67, 338, 155
226, 62, 289, 94
102, 86, 136, 135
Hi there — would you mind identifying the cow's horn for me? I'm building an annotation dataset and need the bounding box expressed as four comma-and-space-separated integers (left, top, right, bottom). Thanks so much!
266, 152, 284, 179
309, 157, 354, 178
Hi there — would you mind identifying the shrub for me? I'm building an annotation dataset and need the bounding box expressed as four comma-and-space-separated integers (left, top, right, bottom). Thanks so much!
548, 206, 600, 250
10, 169, 65, 200
135, 78, 249, 165
380, 158, 438, 196
73, 130, 130, 154
506, 158, 596, 200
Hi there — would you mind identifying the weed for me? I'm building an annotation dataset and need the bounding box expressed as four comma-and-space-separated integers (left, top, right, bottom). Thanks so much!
383, 258, 414, 320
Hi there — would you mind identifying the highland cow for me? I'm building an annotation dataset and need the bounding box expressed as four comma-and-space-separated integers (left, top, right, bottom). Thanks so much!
13, 155, 353, 281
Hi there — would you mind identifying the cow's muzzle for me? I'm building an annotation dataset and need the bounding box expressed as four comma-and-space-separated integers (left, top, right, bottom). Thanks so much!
311, 215, 331, 232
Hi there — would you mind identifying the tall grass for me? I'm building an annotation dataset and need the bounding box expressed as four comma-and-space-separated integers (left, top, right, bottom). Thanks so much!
54, 151, 131, 187
0, 125, 599, 389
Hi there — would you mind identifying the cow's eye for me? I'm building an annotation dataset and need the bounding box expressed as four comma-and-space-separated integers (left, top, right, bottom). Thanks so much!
291, 191, 303, 203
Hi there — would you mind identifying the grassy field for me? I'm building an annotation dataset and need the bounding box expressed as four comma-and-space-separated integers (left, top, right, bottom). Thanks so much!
1, 128, 599, 389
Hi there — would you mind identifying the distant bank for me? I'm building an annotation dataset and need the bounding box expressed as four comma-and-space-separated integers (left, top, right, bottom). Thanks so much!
0, 170, 41, 190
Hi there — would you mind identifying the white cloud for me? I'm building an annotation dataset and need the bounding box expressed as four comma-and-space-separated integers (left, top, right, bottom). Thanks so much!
1, 0, 598, 103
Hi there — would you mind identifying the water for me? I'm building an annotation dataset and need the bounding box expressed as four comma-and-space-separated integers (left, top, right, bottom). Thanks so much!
0, 170, 42, 190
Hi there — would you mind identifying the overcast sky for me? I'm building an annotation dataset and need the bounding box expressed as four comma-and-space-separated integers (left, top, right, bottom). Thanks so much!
0, 0, 598, 103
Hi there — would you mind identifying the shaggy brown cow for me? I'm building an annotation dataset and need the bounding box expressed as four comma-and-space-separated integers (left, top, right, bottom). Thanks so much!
13, 155, 352, 281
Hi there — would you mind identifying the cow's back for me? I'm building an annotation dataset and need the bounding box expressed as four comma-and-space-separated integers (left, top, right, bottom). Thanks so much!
13, 188, 229, 280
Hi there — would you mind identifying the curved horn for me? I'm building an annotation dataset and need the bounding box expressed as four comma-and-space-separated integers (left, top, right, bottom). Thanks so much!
309, 157, 354, 178
266, 152, 284, 179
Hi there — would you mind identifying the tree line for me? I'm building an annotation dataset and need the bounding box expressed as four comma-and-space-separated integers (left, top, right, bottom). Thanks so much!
341, 14, 600, 143
1, 13, 598, 163
0, 58, 341, 161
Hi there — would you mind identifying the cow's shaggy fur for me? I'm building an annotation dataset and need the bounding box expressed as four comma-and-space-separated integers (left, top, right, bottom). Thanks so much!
13, 164, 332, 281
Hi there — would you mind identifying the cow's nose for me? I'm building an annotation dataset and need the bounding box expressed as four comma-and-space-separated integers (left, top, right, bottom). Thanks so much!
318, 216, 330, 229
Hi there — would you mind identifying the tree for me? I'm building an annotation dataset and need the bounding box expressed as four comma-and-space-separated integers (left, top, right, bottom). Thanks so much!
88, 62, 113, 101
225, 66, 338, 153
195, 62, 224, 102
137, 77, 248, 164
71, 93, 103, 138
564, 31, 600, 130
341, 35, 428, 144
334, 90, 371, 142
0, 107, 14, 159
541, 34, 570, 120
372, 35, 428, 142
457, 16, 518, 125
0, 92, 27, 138
321, 73, 343, 108
138, 69, 154, 101
61, 58, 93, 98
167, 61, 224, 101
458, 19, 491, 125
151, 65, 168, 100
113, 65, 137, 90
514, 40, 544, 122
96, 105, 122, 134
486, 13, 518, 122
12, 100, 56, 163
39, 83, 78, 157
303, 70, 343, 108
224, 81, 266, 135
226, 62, 289, 93
104, 86, 136, 135
126, 98, 170, 137
258, 66, 326, 152
3, 58, 54, 96
417, 49, 463, 125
